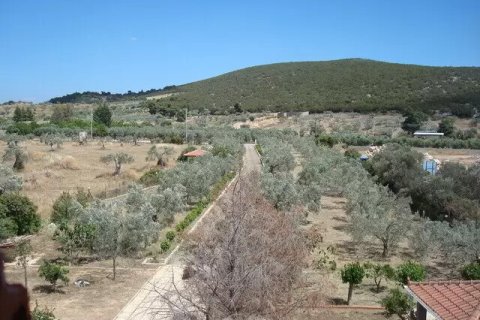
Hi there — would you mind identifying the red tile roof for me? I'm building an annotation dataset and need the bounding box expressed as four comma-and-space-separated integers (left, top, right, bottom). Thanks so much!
406, 280, 480, 320
183, 149, 206, 157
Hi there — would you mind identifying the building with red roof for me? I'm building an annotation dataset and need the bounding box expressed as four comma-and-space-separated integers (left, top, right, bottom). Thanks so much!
405, 280, 480, 320
183, 149, 206, 158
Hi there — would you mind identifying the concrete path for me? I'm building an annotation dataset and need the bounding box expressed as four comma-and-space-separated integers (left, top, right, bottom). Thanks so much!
113, 144, 260, 320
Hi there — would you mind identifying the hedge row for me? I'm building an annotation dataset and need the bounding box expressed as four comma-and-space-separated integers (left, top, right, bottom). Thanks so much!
329, 133, 480, 149
158, 172, 236, 253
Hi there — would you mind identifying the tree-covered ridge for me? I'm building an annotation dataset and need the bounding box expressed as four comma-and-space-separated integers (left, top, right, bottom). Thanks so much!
47, 59, 480, 114
172, 59, 480, 113
48, 86, 176, 104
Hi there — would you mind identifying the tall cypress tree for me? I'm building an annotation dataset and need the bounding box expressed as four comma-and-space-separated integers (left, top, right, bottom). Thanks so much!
93, 103, 112, 127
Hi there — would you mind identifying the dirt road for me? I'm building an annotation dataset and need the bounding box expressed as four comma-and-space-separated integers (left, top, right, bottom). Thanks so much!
113, 144, 261, 320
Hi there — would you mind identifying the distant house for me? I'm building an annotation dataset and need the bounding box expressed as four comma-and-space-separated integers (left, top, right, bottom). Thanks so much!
183, 149, 206, 158
405, 280, 480, 320
414, 131, 444, 138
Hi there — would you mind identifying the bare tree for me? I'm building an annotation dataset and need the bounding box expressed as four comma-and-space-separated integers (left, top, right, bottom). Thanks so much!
155, 173, 306, 319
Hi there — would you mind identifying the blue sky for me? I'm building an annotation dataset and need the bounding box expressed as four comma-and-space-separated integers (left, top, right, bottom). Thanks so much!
0, 0, 479, 102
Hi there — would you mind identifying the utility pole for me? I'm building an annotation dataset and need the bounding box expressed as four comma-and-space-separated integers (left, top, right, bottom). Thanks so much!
185, 108, 188, 144
90, 108, 93, 140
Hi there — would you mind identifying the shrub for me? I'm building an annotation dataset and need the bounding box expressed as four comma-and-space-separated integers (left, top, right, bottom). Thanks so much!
139, 169, 162, 186
93, 103, 112, 127
396, 261, 426, 284
165, 230, 176, 242
364, 262, 395, 292
32, 302, 57, 320
340, 262, 365, 304
38, 261, 69, 291
381, 288, 415, 320
51, 192, 76, 225
0, 193, 40, 235
461, 262, 480, 280
160, 240, 171, 253
315, 134, 337, 147
344, 148, 361, 159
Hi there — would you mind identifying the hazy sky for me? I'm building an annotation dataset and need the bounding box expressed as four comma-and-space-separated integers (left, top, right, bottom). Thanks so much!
1, 0, 479, 102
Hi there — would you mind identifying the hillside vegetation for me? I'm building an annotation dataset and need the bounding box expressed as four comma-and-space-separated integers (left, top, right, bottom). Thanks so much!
49, 59, 480, 114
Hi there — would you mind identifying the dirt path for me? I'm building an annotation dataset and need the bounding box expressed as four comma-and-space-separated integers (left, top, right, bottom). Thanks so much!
114, 144, 261, 320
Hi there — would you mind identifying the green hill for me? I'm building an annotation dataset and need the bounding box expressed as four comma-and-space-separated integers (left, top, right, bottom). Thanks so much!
51, 59, 480, 114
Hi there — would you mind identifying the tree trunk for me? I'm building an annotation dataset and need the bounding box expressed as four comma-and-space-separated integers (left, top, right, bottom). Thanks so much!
112, 256, 116, 280
113, 164, 121, 176
347, 283, 353, 305
13, 157, 24, 170
23, 265, 28, 288
382, 242, 389, 258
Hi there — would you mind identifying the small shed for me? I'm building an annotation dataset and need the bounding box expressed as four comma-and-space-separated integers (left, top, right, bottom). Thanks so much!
405, 280, 480, 320
414, 132, 444, 138
183, 149, 206, 158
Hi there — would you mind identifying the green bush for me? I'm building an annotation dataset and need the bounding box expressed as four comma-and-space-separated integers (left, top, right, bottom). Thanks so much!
139, 169, 162, 186
315, 134, 337, 147
160, 240, 171, 253
32, 302, 57, 320
255, 144, 263, 155
381, 288, 415, 320
461, 262, 480, 280
396, 261, 426, 284
340, 262, 365, 304
344, 148, 361, 159
93, 103, 112, 127
51, 192, 77, 225
38, 261, 69, 291
165, 230, 176, 242
0, 193, 40, 236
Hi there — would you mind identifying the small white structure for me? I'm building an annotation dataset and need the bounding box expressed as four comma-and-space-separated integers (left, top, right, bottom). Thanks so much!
413, 132, 444, 137
79, 131, 88, 144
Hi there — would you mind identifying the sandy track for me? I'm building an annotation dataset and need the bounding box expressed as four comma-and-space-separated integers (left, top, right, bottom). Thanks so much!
113, 144, 260, 320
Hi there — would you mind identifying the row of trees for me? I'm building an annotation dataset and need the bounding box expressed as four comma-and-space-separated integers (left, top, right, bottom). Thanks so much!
50, 140, 242, 278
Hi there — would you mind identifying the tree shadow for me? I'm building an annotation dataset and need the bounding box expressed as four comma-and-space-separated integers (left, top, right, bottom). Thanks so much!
329, 297, 348, 305
32, 285, 66, 294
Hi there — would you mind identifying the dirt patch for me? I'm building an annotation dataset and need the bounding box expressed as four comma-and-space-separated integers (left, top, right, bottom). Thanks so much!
5, 261, 157, 320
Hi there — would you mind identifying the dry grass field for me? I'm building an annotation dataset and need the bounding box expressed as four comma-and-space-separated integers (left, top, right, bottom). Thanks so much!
0, 139, 186, 218
0, 139, 190, 319
5, 259, 157, 320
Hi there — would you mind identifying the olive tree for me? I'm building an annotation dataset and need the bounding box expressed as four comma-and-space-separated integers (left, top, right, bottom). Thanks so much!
411, 220, 480, 265
83, 199, 158, 279
3, 145, 28, 170
151, 184, 186, 226
0, 164, 22, 195
100, 152, 134, 175
346, 182, 413, 257
261, 172, 299, 211
41, 134, 64, 151
146, 145, 173, 167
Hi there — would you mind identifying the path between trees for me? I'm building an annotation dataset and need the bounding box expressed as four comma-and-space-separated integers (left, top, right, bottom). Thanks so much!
113, 144, 261, 320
